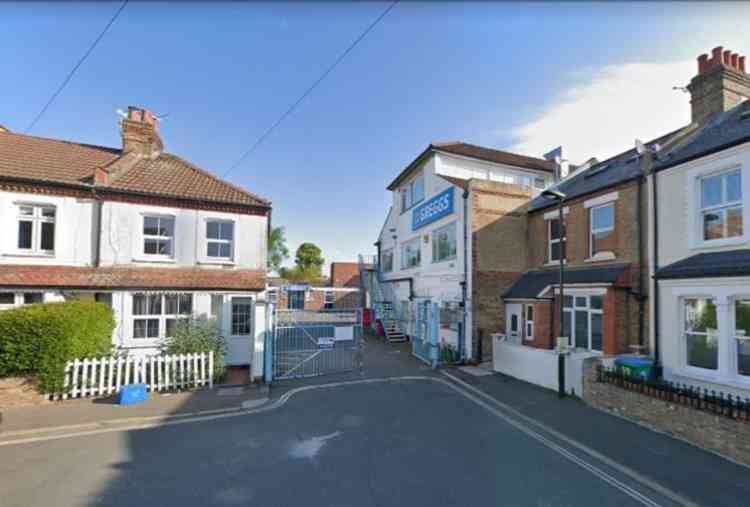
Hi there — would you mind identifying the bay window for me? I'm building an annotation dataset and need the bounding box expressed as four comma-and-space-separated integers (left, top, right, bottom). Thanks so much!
206, 220, 234, 259
132, 293, 192, 339
17, 204, 55, 254
143, 215, 175, 257
548, 217, 566, 262
401, 238, 421, 269
735, 300, 750, 378
700, 169, 742, 241
590, 202, 615, 257
432, 222, 457, 263
683, 298, 718, 370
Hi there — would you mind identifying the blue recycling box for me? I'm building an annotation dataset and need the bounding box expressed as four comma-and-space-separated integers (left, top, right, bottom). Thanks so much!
119, 383, 149, 406
614, 355, 655, 381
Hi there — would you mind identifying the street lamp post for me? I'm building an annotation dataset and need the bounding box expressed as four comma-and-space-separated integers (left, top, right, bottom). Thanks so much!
542, 189, 567, 398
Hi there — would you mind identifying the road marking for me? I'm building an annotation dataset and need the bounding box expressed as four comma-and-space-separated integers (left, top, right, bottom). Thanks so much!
442, 372, 701, 507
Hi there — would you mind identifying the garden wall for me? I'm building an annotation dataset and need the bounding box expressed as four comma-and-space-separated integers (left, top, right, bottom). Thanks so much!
582, 357, 750, 467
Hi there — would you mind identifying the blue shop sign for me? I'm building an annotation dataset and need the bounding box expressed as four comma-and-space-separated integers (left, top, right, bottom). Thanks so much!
412, 187, 454, 231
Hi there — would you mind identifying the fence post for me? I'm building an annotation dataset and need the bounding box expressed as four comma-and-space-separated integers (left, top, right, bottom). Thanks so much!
264, 303, 275, 384
208, 350, 214, 389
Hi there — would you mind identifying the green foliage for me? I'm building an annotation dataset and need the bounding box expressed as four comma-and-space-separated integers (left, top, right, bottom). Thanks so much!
160, 316, 227, 382
439, 343, 460, 364
293, 242, 325, 280
0, 300, 115, 393
268, 226, 290, 274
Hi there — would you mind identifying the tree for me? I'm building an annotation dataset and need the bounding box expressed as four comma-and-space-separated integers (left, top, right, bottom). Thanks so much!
268, 226, 289, 274
294, 242, 325, 280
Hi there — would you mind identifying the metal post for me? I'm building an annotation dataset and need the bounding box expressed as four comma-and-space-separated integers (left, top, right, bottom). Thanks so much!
558, 200, 566, 398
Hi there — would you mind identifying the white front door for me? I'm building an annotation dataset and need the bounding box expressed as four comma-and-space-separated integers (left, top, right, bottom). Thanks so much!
506, 303, 522, 344
226, 297, 253, 366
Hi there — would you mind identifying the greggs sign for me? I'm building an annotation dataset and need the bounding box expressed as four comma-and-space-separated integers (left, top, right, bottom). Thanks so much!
412, 187, 455, 231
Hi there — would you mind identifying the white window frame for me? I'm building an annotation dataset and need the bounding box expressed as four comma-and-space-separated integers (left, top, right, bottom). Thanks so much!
547, 217, 566, 263
562, 293, 604, 352
524, 304, 534, 340
16, 203, 56, 255
400, 172, 425, 213
142, 214, 176, 260
401, 237, 421, 270
698, 168, 743, 243
132, 293, 193, 341
205, 219, 235, 261
680, 296, 720, 374
589, 202, 615, 258
381, 248, 394, 273
431, 221, 457, 263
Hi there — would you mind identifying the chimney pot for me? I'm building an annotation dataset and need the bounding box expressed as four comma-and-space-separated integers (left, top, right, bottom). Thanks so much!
698, 54, 709, 73
723, 49, 732, 66
731, 53, 739, 69
711, 46, 723, 65
740, 56, 746, 73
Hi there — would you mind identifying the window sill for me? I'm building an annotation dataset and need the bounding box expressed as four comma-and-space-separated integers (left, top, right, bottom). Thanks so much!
543, 260, 567, 267
693, 236, 747, 250
4, 252, 55, 258
671, 368, 750, 390
197, 259, 236, 267
584, 252, 616, 263
132, 257, 176, 264
432, 256, 457, 265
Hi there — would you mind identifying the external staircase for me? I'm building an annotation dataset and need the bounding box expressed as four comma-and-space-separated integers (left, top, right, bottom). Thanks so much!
374, 301, 407, 343
358, 255, 408, 343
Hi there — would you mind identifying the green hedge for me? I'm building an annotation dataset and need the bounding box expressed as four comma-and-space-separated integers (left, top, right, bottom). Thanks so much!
0, 300, 115, 393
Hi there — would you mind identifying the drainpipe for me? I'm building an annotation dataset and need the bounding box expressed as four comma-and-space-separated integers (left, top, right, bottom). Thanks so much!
462, 188, 469, 362
650, 155, 661, 370
93, 195, 103, 268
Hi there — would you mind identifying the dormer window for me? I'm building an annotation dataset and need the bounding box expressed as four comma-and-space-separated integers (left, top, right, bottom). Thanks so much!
17, 204, 55, 254
143, 215, 174, 257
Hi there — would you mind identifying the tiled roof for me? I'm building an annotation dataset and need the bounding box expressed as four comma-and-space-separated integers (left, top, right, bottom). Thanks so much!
655, 101, 750, 172
0, 131, 119, 186
107, 154, 270, 207
387, 142, 554, 191
0, 130, 270, 208
655, 250, 750, 280
0, 265, 266, 291
504, 263, 630, 299
526, 128, 687, 213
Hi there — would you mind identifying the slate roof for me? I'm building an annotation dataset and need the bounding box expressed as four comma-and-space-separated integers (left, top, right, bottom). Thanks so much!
526, 129, 685, 213
655, 250, 750, 280
387, 142, 554, 191
0, 265, 266, 291
504, 263, 630, 299
655, 101, 750, 172
0, 130, 270, 208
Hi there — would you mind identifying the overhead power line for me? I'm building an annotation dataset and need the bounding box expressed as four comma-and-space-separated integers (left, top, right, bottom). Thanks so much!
223, 0, 400, 177
25, 0, 129, 134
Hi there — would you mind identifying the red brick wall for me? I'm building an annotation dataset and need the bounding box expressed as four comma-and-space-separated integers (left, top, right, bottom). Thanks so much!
330, 263, 361, 288
525, 300, 554, 349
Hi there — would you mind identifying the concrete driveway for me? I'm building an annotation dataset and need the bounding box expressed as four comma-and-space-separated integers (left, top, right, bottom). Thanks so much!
1, 376, 680, 507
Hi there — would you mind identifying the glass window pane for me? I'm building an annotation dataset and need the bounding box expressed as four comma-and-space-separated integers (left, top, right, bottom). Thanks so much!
592, 204, 614, 230
739, 340, 750, 377
590, 296, 603, 310
550, 241, 561, 261
23, 293, 42, 304
165, 318, 177, 338
133, 319, 147, 338
207, 242, 220, 257
19, 206, 33, 216
686, 333, 718, 369
165, 294, 178, 315
549, 219, 560, 240
179, 294, 192, 315
592, 229, 616, 255
591, 313, 603, 351
148, 295, 162, 315
41, 208, 55, 218
133, 295, 147, 315
702, 175, 723, 208
726, 170, 742, 202
563, 295, 573, 308
575, 297, 587, 308
206, 221, 219, 239
159, 217, 174, 237
221, 222, 234, 241
703, 211, 724, 240
727, 206, 743, 238
40, 222, 55, 251
147, 319, 160, 338
0, 293, 14, 305
219, 243, 231, 258
685, 298, 717, 332
18, 221, 32, 249
158, 239, 172, 256
144, 239, 159, 254
575, 310, 588, 348
144, 216, 159, 236
511, 314, 518, 332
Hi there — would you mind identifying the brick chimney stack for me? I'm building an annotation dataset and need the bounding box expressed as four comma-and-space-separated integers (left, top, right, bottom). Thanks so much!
688, 46, 750, 125
120, 106, 163, 159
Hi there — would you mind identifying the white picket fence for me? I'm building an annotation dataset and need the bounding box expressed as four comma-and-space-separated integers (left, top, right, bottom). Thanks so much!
48, 351, 214, 400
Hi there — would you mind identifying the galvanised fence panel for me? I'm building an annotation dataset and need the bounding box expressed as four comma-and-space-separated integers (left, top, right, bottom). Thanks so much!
273, 309, 362, 380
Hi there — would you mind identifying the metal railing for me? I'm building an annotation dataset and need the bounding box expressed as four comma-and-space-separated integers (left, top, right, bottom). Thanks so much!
597, 365, 750, 422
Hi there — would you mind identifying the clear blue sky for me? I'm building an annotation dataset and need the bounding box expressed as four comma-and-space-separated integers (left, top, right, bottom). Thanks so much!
0, 1, 741, 268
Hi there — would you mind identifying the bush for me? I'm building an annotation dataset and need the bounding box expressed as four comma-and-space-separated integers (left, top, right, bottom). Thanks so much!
0, 300, 115, 393
160, 316, 226, 382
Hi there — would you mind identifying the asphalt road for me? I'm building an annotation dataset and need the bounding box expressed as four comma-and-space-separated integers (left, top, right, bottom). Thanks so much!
1, 378, 686, 507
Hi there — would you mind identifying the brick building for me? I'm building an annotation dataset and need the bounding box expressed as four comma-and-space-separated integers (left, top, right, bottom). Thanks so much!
267, 262, 364, 310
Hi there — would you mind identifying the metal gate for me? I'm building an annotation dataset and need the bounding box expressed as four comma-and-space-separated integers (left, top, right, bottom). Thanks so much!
272, 309, 362, 380
412, 301, 439, 368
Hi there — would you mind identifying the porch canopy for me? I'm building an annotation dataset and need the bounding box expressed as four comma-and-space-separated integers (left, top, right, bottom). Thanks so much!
655, 249, 750, 280
504, 263, 631, 300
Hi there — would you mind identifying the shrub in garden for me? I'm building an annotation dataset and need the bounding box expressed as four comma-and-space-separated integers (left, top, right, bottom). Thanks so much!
0, 300, 115, 393
160, 316, 227, 382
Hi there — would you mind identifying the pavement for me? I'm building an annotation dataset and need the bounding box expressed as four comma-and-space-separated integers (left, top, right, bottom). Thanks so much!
0, 335, 748, 507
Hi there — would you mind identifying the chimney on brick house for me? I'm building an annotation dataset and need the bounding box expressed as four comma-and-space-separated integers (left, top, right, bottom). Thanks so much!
688, 46, 750, 125
120, 106, 163, 159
